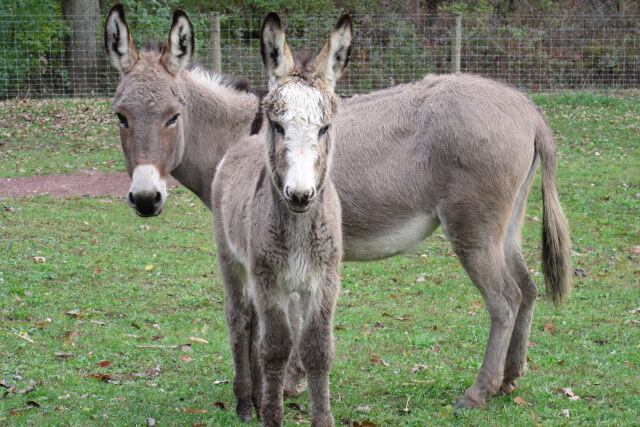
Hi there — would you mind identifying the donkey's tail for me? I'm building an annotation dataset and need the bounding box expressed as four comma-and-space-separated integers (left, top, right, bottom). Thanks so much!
535, 114, 572, 306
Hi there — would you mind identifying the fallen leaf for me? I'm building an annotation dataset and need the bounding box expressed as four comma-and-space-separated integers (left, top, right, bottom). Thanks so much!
544, 323, 554, 333
514, 396, 532, 406
527, 341, 538, 347
93, 268, 102, 274
188, 337, 209, 344
61, 331, 79, 339
65, 311, 82, 318
33, 256, 46, 264
560, 409, 570, 417
146, 417, 156, 426
90, 320, 106, 326
179, 355, 192, 362
355, 405, 371, 412
88, 374, 111, 382
212, 401, 229, 410
370, 354, 390, 367
17, 387, 35, 395
98, 361, 115, 368
144, 264, 154, 271
213, 380, 229, 385
182, 408, 208, 414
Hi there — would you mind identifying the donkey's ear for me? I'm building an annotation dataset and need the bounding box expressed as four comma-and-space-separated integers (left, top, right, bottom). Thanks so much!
161, 10, 194, 75
260, 12, 294, 88
104, 4, 138, 73
314, 15, 352, 90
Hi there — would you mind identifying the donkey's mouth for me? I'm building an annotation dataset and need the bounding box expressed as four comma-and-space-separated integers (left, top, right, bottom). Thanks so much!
135, 208, 162, 218
286, 200, 314, 213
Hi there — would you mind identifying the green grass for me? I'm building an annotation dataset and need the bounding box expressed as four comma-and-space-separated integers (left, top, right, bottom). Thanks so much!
0, 99, 122, 178
1, 92, 639, 425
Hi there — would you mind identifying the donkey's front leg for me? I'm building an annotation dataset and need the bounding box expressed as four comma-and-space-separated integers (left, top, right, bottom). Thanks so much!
219, 257, 254, 422
299, 271, 340, 427
254, 273, 293, 426
284, 292, 306, 398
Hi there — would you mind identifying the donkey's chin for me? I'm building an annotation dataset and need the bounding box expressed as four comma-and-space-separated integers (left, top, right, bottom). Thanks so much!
286, 200, 313, 213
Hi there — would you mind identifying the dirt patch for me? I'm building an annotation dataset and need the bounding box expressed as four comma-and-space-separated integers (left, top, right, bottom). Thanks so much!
0, 170, 178, 199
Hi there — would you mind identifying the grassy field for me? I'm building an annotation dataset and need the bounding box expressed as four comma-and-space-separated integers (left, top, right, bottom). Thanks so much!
1, 93, 639, 426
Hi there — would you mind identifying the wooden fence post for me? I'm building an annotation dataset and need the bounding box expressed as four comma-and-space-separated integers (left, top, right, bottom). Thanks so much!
451, 13, 462, 73
210, 12, 222, 74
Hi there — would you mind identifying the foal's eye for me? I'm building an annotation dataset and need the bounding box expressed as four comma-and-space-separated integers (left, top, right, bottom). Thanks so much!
116, 113, 128, 129
273, 122, 285, 136
165, 114, 180, 128
318, 125, 330, 137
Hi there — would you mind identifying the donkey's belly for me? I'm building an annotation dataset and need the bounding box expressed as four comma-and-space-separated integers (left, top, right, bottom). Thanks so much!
342, 213, 440, 262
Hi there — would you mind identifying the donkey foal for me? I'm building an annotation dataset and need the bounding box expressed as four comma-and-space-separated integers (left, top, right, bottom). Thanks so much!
212, 13, 352, 426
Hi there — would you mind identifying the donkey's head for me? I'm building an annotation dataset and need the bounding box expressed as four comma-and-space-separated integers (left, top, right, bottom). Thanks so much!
105, 5, 194, 217
260, 13, 352, 213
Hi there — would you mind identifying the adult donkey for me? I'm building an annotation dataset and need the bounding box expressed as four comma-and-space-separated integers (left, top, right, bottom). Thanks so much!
212, 14, 351, 425
105, 5, 571, 414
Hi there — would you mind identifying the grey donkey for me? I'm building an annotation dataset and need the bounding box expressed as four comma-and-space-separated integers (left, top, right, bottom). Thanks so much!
211, 13, 352, 426
105, 4, 571, 418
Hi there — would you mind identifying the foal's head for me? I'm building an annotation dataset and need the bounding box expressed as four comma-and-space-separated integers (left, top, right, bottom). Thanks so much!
105, 5, 194, 217
260, 13, 352, 213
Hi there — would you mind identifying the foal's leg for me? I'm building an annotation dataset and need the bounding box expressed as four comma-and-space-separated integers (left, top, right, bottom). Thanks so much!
249, 307, 263, 416
299, 270, 340, 427
253, 271, 293, 426
501, 244, 538, 394
218, 257, 254, 422
284, 293, 306, 398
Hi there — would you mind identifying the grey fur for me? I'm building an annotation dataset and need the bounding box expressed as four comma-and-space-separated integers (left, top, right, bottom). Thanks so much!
105, 5, 571, 416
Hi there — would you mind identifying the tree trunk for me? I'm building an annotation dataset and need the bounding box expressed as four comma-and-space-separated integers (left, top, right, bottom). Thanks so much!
61, 0, 99, 95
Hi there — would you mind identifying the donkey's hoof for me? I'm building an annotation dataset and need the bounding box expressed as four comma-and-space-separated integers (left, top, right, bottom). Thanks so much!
500, 380, 518, 394
236, 397, 253, 423
238, 413, 252, 423
453, 396, 485, 411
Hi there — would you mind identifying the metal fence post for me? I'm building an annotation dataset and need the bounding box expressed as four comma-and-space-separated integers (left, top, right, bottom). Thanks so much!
210, 12, 222, 74
451, 13, 462, 74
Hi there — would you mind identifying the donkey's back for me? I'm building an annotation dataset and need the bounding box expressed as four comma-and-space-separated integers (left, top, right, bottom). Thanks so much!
334, 73, 551, 261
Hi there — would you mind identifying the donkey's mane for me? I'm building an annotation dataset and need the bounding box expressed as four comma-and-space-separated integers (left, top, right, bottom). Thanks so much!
187, 63, 252, 94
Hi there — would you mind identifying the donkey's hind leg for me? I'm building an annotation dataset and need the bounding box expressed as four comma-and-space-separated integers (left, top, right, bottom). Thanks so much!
453, 243, 522, 409
441, 207, 523, 409
284, 293, 306, 398
219, 256, 254, 422
500, 161, 538, 394
501, 244, 538, 394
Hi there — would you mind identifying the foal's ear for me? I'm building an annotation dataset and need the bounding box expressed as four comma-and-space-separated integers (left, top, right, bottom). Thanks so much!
104, 4, 138, 73
161, 10, 194, 75
314, 15, 352, 90
260, 12, 295, 89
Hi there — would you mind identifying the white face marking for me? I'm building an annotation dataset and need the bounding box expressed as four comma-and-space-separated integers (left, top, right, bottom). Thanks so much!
128, 164, 167, 208
277, 82, 326, 197
344, 214, 440, 261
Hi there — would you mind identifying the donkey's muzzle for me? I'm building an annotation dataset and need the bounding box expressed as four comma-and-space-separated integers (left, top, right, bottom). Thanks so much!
284, 186, 316, 213
127, 191, 163, 217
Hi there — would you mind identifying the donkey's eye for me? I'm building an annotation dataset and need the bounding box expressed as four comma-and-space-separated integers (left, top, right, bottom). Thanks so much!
319, 125, 330, 137
166, 114, 180, 127
116, 113, 128, 129
273, 122, 285, 136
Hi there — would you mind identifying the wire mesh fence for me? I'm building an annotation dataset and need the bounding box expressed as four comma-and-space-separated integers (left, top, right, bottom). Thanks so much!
1, 12, 638, 99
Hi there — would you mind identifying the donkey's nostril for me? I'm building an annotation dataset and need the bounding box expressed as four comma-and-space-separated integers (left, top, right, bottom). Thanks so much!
127, 192, 136, 208
306, 188, 316, 201
284, 186, 293, 199
154, 192, 162, 206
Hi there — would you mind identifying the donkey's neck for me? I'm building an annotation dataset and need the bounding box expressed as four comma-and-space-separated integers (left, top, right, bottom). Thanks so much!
171, 72, 260, 209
